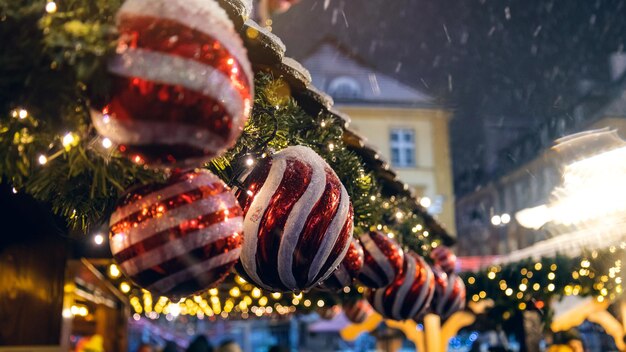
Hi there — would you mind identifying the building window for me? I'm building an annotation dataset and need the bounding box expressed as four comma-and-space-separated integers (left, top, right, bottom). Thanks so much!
327, 76, 362, 100
390, 128, 416, 167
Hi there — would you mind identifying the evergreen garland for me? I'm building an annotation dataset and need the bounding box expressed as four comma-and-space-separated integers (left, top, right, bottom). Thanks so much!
0, 0, 438, 253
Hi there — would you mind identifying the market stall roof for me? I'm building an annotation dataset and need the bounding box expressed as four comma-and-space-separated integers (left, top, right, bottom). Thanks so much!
218, 0, 454, 243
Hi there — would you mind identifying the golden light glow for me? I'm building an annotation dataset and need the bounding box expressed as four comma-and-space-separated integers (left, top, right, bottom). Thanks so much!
120, 281, 131, 293
108, 264, 121, 279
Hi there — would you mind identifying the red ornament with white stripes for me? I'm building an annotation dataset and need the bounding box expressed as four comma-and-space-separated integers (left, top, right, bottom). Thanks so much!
236, 146, 354, 292
109, 169, 243, 297
365, 253, 435, 321
431, 268, 466, 320
91, 0, 253, 167
430, 246, 457, 275
319, 237, 364, 291
357, 231, 404, 289
343, 299, 374, 324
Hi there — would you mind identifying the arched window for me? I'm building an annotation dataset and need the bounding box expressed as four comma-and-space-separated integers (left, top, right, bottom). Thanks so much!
327, 76, 362, 100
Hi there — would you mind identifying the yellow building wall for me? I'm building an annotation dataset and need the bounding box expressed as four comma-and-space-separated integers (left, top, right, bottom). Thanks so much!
337, 105, 456, 234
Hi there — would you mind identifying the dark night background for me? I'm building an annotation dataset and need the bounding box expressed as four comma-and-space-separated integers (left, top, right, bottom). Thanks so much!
270, 0, 626, 194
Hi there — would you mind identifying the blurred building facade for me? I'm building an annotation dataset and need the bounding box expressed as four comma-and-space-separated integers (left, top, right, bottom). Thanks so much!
455, 54, 626, 261
302, 39, 456, 233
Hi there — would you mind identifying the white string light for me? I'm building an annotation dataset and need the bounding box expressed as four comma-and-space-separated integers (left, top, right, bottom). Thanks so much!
94, 233, 104, 245
62, 132, 75, 147
38, 155, 48, 165
45, 1, 57, 13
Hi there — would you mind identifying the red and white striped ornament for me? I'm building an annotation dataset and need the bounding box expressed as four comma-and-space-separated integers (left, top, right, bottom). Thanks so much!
343, 300, 373, 324
430, 246, 457, 275
109, 169, 243, 297
357, 231, 404, 289
432, 268, 466, 320
317, 304, 341, 320
91, 0, 253, 167
366, 253, 435, 321
236, 146, 354, 292
319, 238, 364, 292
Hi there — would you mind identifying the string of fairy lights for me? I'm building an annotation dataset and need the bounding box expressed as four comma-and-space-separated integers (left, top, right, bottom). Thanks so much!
462, 244, 624, 321
104, 261, 366, 322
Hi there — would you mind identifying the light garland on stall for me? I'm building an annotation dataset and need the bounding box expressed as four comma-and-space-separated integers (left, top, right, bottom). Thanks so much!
462, 245, 624, 324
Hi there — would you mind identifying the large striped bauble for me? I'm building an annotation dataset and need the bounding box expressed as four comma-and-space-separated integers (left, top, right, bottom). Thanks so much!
366, 253, 435, 321
430, 246, 457, 275
343, 300, 374, 324
432, 268, 466, 320
91, 0, 253, 167
236, 146, 354, 292
319, 238, 364, 292
357, 231, 404, 289
109, 169, 243, 297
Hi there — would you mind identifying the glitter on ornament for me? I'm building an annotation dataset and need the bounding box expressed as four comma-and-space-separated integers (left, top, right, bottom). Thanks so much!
109, 169, 243, 297
236, 146, 354, 292
91, 0, 253, 168
366, 252, 435, 321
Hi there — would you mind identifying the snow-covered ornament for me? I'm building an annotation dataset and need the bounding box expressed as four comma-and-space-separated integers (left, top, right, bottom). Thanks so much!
236, 146, 354, 292
109, 169, 243, 297
319, 237, 364, 292
366, 253, 435, 321
357, 231, 404, 289
91, 0, 253, 167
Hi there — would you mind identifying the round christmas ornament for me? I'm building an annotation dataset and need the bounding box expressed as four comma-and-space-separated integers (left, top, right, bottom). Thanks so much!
109, 169, 243, 297
343, 299, 373, 324
357, 231, 404, 289
316, 304, 341, 320
91, 0, 253, 167
430, 246, 457, 275
236, 146, 354, 292
319, 237, 364, 291
431, 268, 466, 320
366, 253, 435, 321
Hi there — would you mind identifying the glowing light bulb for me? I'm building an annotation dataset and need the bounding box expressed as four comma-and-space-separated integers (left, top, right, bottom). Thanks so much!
18, 109, 28, 119
102, 138, 112, 149
38, 155, 48, 165
420, 197, 431, 208
62, 132, 75, 147
245, 157, 254, 166
45, 1, 57, 13
109, 264, 121, 278
120, 282, 131, 293
491, 215, 502, 226
94, 233, 104, 245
